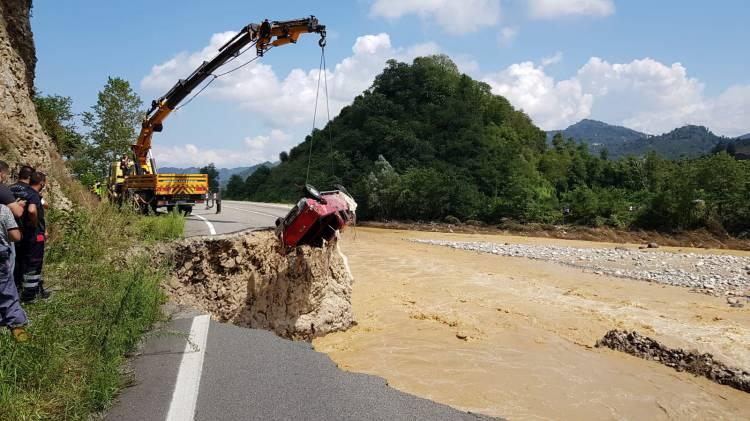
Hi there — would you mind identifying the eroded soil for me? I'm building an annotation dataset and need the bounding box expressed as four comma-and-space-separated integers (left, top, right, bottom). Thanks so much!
163, 230, 355, 340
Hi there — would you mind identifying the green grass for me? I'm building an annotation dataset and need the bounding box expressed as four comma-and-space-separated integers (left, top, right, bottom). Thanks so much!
0, 204, 185, 420
135, 209, 186, 243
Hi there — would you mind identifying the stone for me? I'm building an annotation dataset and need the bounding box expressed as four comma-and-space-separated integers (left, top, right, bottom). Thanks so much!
647, 242, 660, 248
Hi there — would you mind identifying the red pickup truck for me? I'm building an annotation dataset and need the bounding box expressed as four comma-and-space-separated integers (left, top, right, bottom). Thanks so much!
275, 185, 357, 248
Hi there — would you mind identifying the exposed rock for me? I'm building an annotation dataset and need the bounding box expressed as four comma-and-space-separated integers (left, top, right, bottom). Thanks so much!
0, 0, 70, 207
596, 330, 750, 393
161, 230, 355, 341
647, 242, 660, 249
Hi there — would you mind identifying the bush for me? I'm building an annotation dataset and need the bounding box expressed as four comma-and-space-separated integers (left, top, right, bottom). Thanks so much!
444, 215, 461, 224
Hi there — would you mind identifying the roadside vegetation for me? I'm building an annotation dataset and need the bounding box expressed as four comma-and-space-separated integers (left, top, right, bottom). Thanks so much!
225, 55, 750, 237
0, 205, 184, 420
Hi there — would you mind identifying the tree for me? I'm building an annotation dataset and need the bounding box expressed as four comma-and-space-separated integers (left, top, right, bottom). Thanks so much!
33, 92, 84, 159
232, 54, 748, 235
82, 77, 143, 179
200, 163, 220, 191
225, 174, 246, 199
244, 165, 272, 198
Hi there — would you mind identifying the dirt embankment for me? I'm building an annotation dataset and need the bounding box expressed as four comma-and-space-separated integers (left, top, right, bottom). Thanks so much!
161, 230, 355, 341
0, 0, 72, 207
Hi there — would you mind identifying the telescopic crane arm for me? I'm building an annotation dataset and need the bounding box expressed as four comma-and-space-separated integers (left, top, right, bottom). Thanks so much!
132, 16, 326, 174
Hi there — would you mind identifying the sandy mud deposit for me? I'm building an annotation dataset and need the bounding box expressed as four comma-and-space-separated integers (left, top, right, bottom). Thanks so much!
161, 230, 355, 340
314, 228, 750, 420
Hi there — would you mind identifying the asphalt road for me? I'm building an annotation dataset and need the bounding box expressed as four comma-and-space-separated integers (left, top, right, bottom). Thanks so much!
107, 201, 494, 420
108, 308, 492, 421
184, 200, 292, 237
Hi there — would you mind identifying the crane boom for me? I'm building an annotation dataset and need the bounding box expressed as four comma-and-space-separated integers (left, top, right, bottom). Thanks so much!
132, 16, 326, 174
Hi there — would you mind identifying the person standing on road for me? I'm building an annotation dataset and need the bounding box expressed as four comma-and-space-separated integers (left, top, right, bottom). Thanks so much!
19, 171, 50, 303
0, 202, 29, 342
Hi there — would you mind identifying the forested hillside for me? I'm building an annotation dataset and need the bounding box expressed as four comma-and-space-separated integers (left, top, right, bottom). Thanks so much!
233, 55, 750, 235
606, 125, 727, 159
159, 162, 274, 187
546, 119, 647, 153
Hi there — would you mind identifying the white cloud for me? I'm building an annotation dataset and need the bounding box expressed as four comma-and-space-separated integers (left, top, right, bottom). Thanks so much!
483, 56, 750, 136
541, 51, 563, 66
370, 0, 501, 34
143, 32, 442, 130
153, 129, 291, 167
498, 26, 519, 46
483, 61, 593, 130
529, 0, 615, 19
143, 32, 451, 166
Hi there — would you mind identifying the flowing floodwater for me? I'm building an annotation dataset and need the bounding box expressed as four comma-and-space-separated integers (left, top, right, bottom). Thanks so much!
314, 228, 750, 420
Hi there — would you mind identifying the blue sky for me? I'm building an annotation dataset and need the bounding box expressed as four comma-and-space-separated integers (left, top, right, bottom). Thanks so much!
32, 0, 750, 167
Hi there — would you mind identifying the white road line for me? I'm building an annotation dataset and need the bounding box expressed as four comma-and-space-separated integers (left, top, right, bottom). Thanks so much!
166, 315, 211, 421
225, 201, 292, 210
223, 205, 284, 219
192, 214, 216, 235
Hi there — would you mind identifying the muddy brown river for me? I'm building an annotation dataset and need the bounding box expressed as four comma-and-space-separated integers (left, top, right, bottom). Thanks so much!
313, 228, 750, 420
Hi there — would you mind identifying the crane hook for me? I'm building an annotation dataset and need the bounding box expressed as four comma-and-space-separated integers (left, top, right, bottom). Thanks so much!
318, 30, 327, 48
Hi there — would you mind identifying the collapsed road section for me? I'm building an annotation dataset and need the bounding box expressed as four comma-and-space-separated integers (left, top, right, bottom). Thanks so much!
161, 229, 355, 341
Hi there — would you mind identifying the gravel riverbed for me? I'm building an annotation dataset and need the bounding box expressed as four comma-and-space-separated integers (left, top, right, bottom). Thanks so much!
413, 239, 750, 300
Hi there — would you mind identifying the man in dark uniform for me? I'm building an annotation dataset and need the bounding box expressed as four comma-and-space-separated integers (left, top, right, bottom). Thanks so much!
10, 165, 34, 284
19, 171, 50, 302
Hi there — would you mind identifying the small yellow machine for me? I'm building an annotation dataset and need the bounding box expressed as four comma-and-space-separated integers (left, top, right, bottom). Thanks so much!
110, 16, 326, 213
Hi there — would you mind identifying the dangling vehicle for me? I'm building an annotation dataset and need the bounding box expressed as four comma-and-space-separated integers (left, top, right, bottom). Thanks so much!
109, 17, 328, 214
276, 184, 357, 248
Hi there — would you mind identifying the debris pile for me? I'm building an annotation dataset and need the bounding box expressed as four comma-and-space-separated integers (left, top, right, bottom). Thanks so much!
596, 330, 750, 393
162, 229, 355, 341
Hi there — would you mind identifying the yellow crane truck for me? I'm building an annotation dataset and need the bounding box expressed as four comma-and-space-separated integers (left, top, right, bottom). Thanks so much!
110, 16, 327, 213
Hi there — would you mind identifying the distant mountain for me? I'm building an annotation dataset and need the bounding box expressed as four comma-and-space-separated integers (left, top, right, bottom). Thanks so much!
158, 162, 276, 187
733, 139, 750, 159
546, 119, 648, 152
548, 120, 732, 159
715, 137, 750, 160
608, 125, 727, 159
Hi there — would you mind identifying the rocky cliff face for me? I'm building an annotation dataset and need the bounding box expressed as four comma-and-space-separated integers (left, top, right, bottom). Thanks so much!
0, 0, 69, 206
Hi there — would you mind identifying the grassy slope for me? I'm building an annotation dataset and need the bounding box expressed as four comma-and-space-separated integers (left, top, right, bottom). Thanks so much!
0, 204, 184, 420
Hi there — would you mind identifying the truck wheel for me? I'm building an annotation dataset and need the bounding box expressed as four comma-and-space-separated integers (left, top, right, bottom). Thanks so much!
304, 184, 326, 204
178, 205, 192, 215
